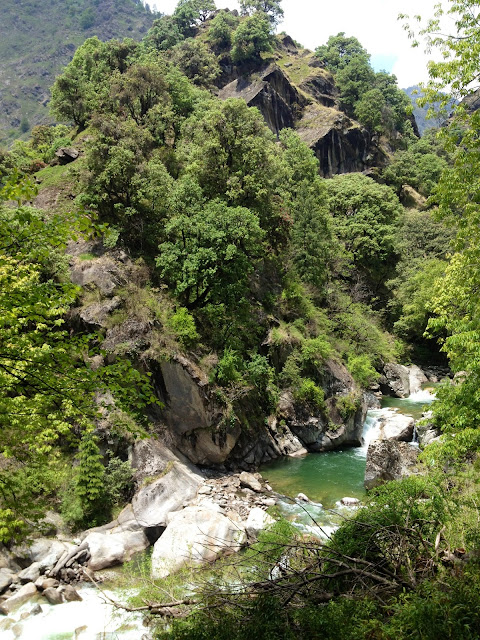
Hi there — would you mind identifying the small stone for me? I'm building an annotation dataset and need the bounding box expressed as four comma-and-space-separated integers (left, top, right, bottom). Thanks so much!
265, 484, 273, 492
31, 604, 42, 616
63, 585, 82, 602
197, 486, 212, 495
263, 498, 276, 507
296, 493, 310, 503
43, 587, 63, 605
340, 497, 360, 507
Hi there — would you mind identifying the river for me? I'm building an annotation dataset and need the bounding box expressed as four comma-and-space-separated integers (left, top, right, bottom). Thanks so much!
7, 390, 435, 639
259, 388, 435, 539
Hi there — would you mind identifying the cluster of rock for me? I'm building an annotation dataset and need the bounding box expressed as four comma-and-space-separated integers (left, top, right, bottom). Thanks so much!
364, 363, 448, 490
0, 539, 84, 617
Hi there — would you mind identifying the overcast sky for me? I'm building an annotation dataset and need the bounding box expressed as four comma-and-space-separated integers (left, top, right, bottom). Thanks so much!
150, 0, 441, 88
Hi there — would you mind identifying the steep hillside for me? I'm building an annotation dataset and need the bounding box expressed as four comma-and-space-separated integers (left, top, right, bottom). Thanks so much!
0, 0, 157, 145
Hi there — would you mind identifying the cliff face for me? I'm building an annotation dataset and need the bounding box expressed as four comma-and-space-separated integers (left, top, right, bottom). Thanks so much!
216, 37, 373, 178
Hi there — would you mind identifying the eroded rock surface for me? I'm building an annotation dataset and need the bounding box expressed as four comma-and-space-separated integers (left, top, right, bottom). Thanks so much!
151, 503, 247, 579
364, 440, 420, 490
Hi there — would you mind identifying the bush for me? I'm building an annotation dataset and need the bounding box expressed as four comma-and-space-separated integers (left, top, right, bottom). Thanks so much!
168, 307, 199, 347
347, 353, 379, 387
215, 348, 243, 385
294, 378, 325, 410
300, 336, 332, 366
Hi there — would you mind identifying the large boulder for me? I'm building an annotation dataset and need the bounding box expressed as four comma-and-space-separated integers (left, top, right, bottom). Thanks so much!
408, 365, 428, 395
131, 440, 204, 528
364, 440, 420, 490
0, 582, 37, 614
84, 527, 149, 571
151, 504, 247, 579
381, 364, 411, 398
378, 413, 415, 441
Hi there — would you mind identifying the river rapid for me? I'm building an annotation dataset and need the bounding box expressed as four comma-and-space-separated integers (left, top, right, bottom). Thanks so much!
259, 388, 435, 539
7, 390, 434, 639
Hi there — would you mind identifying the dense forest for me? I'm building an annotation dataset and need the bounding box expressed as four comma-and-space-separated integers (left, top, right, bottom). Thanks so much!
1, 0, 480, 637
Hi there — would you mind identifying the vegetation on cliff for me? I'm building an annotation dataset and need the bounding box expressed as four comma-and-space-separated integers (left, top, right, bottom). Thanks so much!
3, 0, 480, 636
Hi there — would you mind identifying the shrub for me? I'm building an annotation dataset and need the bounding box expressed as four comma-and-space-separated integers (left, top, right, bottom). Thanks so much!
168, 307, 199, 347
295, 378, 325, 410
300, 336, 332, 366
347, 353, 379, 387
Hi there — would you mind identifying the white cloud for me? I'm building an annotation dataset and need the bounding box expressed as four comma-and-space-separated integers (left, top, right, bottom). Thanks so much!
150, 0, 440, 87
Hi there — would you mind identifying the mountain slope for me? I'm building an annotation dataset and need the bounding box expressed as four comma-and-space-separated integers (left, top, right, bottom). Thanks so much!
0, 0, 157, 145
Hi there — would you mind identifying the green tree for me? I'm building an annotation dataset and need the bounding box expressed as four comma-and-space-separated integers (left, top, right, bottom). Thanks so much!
156, 199, 264, 310
170, 39, 220, 87
239, 0, 284, 26
315, 32, 370, 73
231, 12, 274, 63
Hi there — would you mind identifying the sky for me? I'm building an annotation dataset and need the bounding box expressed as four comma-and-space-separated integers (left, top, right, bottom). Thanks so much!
149, 0, 441, 88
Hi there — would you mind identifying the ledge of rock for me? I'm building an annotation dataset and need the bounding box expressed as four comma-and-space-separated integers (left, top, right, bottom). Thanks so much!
151, 503, 247, 579
364, 440, 420, 490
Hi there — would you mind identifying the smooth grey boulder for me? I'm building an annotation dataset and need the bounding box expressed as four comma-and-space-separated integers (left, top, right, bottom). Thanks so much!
382, 364, 411, 398
17, 562, 41, 584
84, 528, 149, 572
132, 441, 203, 528
378, 413, 415, 442
340, 497, 360, 507
0, 582, 37, 614
151, 503, 247, 579
365, 440, 419, 490
408, 365, 428, 395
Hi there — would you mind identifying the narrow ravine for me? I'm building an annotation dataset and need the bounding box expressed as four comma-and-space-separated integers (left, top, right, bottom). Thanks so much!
261, 388, 436, 539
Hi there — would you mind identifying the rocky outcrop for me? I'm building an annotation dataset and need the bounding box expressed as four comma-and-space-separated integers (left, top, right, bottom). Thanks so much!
218, 64, 307, 135
364, 440, 420, 490
84, 528, 149, 572
131, 441, 204, 528
296, 104, 370, 177
151, 503, 247, 579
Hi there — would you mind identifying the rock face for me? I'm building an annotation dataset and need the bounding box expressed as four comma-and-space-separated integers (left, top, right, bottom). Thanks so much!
381, 363, 412, 398
151, 504, 247, 579
364, 440, 420, 490
84, 527, 149, 572
217, 57, 373, 178
131, 440, 204, 528
378, 413, 415, 442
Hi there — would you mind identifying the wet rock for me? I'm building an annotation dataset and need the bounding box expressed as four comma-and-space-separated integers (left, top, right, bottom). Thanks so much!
239, 472, 263, 492
364, 440, 420, 490
340, 497, 360, 507
35, 577, 59, 591
30, 604, 42, 615
0, 582, 37, 614
378, 413, 415, 442
43, 587, 63, 605
408, 365, 428, 395
382, 364, 411, 398
63, 585, 82, 602
245, 508, 275, 539
296, 493, 310, 503
151, 503, 247, 579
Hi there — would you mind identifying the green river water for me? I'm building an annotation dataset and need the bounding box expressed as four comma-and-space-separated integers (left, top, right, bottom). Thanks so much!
259, 389, 435, 536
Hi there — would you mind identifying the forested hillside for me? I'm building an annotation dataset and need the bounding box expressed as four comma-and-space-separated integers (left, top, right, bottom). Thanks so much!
1, 0, 480, 637
0, 0, 157, 145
